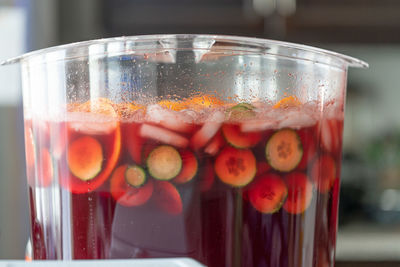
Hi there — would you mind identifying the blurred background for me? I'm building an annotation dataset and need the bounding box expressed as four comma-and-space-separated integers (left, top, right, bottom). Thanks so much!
0, 0, 400, 265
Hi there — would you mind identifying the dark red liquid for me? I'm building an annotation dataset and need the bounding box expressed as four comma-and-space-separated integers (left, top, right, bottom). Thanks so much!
26, 108, 342, 267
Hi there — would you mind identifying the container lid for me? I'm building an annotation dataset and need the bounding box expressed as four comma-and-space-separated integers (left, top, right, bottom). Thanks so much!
1, 34, 368, 69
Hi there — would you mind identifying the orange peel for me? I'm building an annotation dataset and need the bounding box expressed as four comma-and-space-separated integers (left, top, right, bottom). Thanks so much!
114, 102, 145, 117
273, 96, 301, 109
188, 94, 225, 109
158, 99, 188, 111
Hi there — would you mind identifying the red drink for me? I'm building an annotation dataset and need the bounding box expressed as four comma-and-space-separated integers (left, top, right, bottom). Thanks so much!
25, 96, 343, 267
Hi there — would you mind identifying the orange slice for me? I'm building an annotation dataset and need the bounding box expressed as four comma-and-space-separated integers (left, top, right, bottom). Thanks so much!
188, 94, 225, 109
273, 96, 301, 109
158, 100, 188, 111
114, 102, 145, 118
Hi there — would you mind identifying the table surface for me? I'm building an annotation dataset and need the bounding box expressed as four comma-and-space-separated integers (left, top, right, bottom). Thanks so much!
2, 222, 399, 265
336, 221, 400, 261
0, 259, 205, 267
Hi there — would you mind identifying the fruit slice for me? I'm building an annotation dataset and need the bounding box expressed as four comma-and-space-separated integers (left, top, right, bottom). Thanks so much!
320, 119, 343, 154
204, 132, 225, 156
283, 172, 313, 214
273, 95, 301, 109
38, 148, 54, 187
125, 165, 147, 188
114, 102, 144, 118
173, 150, 198, 184
32, 120, 51, 149
189, 94, 225, 109
125, 123, 144, 164
111, 164, 153, 207
200, 159, 215, 192
296, 127, 317, 170
67, 136, 103, 181
248, 173, 288, 213
158, 99, 188, 111
147, 145, 182, 180
153, 181, 183, 215
146, 104, 195, 133
190, 111, 224, 150
28, 148, 54, 188
60, 123, 121, 194
311, 154, 337, 193
215, 146, 256, 187
140, 124, 189, 148
222, 124, 262, 149
266, 129, 303, 172
227, 103, 256, 121
51, 123, 68, 159
24, 127, 36, 168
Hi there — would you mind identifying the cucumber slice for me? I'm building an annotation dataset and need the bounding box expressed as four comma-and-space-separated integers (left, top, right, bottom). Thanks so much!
266, 129, 303, 172
215, 146, 256, 187
125, 165, 147, 188
222, 124, 262, 149
227, 103, 256, 120
248, 173, 288, 214
67, 136, 103, 181
147, 145, 182, 181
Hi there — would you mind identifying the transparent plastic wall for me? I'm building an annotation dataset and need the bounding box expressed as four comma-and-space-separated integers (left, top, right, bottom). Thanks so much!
8, 35, 367, 265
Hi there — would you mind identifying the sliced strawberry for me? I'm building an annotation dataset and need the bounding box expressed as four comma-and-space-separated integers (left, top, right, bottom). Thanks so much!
330, 178, 340, 242
190, 111, 224, 150
173, 150, 198, 184
320, 119, 343, 155
283, 172, 313, 214
140, 124, 189, 148
124, 122, 144, 164
146, 104, 195, 133
110, 165, 154, 207
311, 154, 337, 193
200, 159, 215, 192
297, 127, 317, 170
51, 122, 68, 159
37, 148, 54, 187
204, 132, 225, 156
32, 120, 50, 149
153, 181, 183, 215
24, 127, 36, 168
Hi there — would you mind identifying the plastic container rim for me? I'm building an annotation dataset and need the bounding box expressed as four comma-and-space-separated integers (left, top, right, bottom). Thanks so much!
1, 34, 368, 69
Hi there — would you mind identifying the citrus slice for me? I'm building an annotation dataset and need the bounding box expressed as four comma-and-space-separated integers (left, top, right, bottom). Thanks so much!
273, 96, 301, 109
